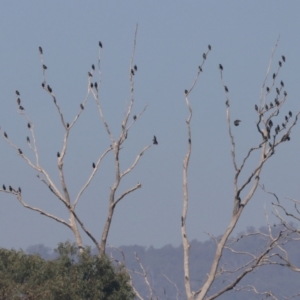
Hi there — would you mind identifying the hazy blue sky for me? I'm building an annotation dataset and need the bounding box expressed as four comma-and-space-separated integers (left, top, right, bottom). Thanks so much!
0, 1, 300, 250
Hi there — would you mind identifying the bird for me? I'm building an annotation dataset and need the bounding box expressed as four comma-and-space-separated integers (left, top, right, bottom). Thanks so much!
219, 64, 223, 71
134, 65, 137, 71
255, 105, 258, 111
92, 163, 95, 168
18, 149, 22, 154
285, 116, 288, 121
88, 72, 92, 77
198, 66, 202, 72
47, 85, 52, 93
224, 86, 229, 92
280, 80, 284, 87
95, 82, 98, 90
90, 83, 93, 88
133, 115, 137, 120
19, 106, 24, 110
39, 46, 43, 54
26, 137, 30, 143
9, 186, 12, 192
265, 104, 268, 110
203, 53, 206, 60
234, 120, 241, 126
268, 120, 273, 127
281, 134, 289, 142
273, 73, 276, 80
27, 123, 31, 129
282, 55, 286, 62
276, 88, 280, 95
289, 111, 292, 117
67, 123, 69, 128
80, 104, 84, 110
131, 69, 135, 75
4, 132, 7, 138
43, 64, 47, 70
270, 102, 273, 107
184, 89, 188, 95
2, 185, 6, 191
208, 44, 211, 50
266, 87, 270, 92
57, 152, 60, 158
279, 61, 282, 67
16, 90, 20, 96
284, 91, 287, 97
99, 41, 103, 48
18, 187, 21, 193
92, 64, 95, 70
17, 98, 21, 105
153, 135, 158, 145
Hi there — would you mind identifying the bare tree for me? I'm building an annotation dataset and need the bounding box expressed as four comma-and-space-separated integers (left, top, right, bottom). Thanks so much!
181, 39, 300, 299
0, 25, 149, 257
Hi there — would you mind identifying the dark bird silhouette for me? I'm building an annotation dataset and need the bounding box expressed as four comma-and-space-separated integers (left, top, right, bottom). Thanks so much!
265, 104, 268, 110
95, 82, 98, 90
133, 115, 137, 120
255, 105, 258, 111
9, 186, 12, 192
224, 86, 229, 92
41, 82, 45, 88
225, 100, 229, 107
27, 123, 31, 129
18, 187, 21, 193
284, 91, 287, 97
19, 106, 24, 110
266, 87, 270, 92
289, 111, 292, 117
282, 55, 286, 62
43, 64, 47, 70
268, 120, 273, 127
279, 61, 282, 67
80, 104, 84, 110
219, 64, 223, 71
18, 149, 22, 154
153, 135, 158, 145
281, 134, 289, 142
134, 65, 137, 71
90, 83, 93, 88
88, 72, 92, 77
276, 88, 280, 95
280, 80, 284, 87
273, 73, 276, 79
188, 138, 191, 143
47, 85, 52, 93
92, 163, 95, 168
4, 132, 7, 138
99, 41, 103, 48
17, 98, 21, 105
184, 89, 188, 95
39, 46, 43, 54
270, 102, 273, 107
27, 137, 30, 143
92, 64, 95, 70
198, 66, 202, 72
67, 123, 69, 128
285, 116, 288, 121
275, 99, 280, 106
16, 90, 20, 96
57, 152, 60, 158
2, 185, 6, 191
208, 44, 211, 50
282, 123, 286, 128
131, 69, 135, 75
203, 53, 206, 60
234, 120, 241, 126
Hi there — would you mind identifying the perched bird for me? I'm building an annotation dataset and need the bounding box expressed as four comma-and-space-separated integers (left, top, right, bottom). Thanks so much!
133, 115, 137, 120
27, 123, 31, 129
67, 123, 69, 128
92, 64, 95, 70
270, 102, 273, 107
131, 69, 135, 75
282, 55, 286, 62
282, 123, 286, 128
88, 72, 92, 77
47, 85, 52, 93
99, 41, 103, 48
289, 111, 292, 117
268, 120, 273, 127
95, 82, 98, 90
4, 132, 7, 138
234, 120, 241, 126
57, 152, 60, 158
39, 46, 43, 54
273, 73, 276, 80
203, 53, 206, 60
19, 106, 24, 110
26, 136, 30, 143
266, 87, 270, 92
225, 100, 229, 107
2, 184, 6, 191
90, 83, 93, 88
279, 61, 282, 67
276, 88, 280, 95
92, 162, 95, 168
208, 44, 211, 50
184, 89, 188, 95
80, 104, 84, 110
41, 82, 45, 88
198, 66, 202, 72
18, 187, 21, 193
281, 134, 289, 142
18, 149, 22, 154
284, 91, 287, 97
255, 104, 258, 111
280, 80, 284, 87
265, 104, 268, 110
189, 138, 191, 143
153, 135, 158, 145
219, 64, 223, 71
43, 64, 47, 70
285, 116, 288, 121
134, 65, 137, 71
9, 186, 12, 192
16, 90, 20, 96
17, 98, 21, 105
224, 86, 229, 92
275, 99, 280, 106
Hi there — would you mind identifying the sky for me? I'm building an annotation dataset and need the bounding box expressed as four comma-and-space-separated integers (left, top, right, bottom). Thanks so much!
0, 1, 300, 251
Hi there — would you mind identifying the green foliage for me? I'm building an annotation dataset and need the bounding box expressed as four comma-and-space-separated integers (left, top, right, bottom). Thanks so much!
0, 242, 135, 300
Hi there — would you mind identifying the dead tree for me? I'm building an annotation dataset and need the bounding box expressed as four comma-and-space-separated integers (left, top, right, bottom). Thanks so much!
181, 39, 300, 299
0, 25, 149, 257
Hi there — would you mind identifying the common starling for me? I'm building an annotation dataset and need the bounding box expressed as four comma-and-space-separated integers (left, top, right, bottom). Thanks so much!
16, 90, 20, 96
270, 102, 273, 107
131, 69, 135, 75
276, 88, 280, 95
18, 187, 21, 193
134, 65, 137, 71
282, 55, 285, 62
90, 83, 93, 88
273, 73, 276, 80
268, 120, 273, 127
224, 86, 229, 92
92, 64, 95, 70
234, 120, 241, 126
266, 87, 270, 92
285, 116, 288, 121
184, 89, 188, 94
47, 85, 52, 93
282, 123, 285, 128
43, 64, 47, 70
4, 132, 7, 138
88, 72, 92, 77
26, 136, 30, 143
133, 115, 137, 120
203, 53, 206, 60
219, 64, 223, 71
57, 152, 60, 158
95, 82, 98, 90
280, 80, 284, 87
265, 104, 268, 110
9, 186, 12, 192
19, 106, 24, 110
18, 149, 22, 154
92, 162, 95, 168
39, 46, 43, 54
275, 99, 279, 106
153, 135, 158, 145
208, 44, 211, 50
17, 98, 21, 105
41, 82, 45, 88
27, 123, 31, 129
255, 104, 258, 111
80, 104, 84, 110
2, 184, 6, 191
279, 61, 282, 67
67, 123, 69, 128
99, 41, 103, 48
198, 66, 202, 72
284, 91, 287, 97
225, 100, 229, 107
289, 111, 292, 117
